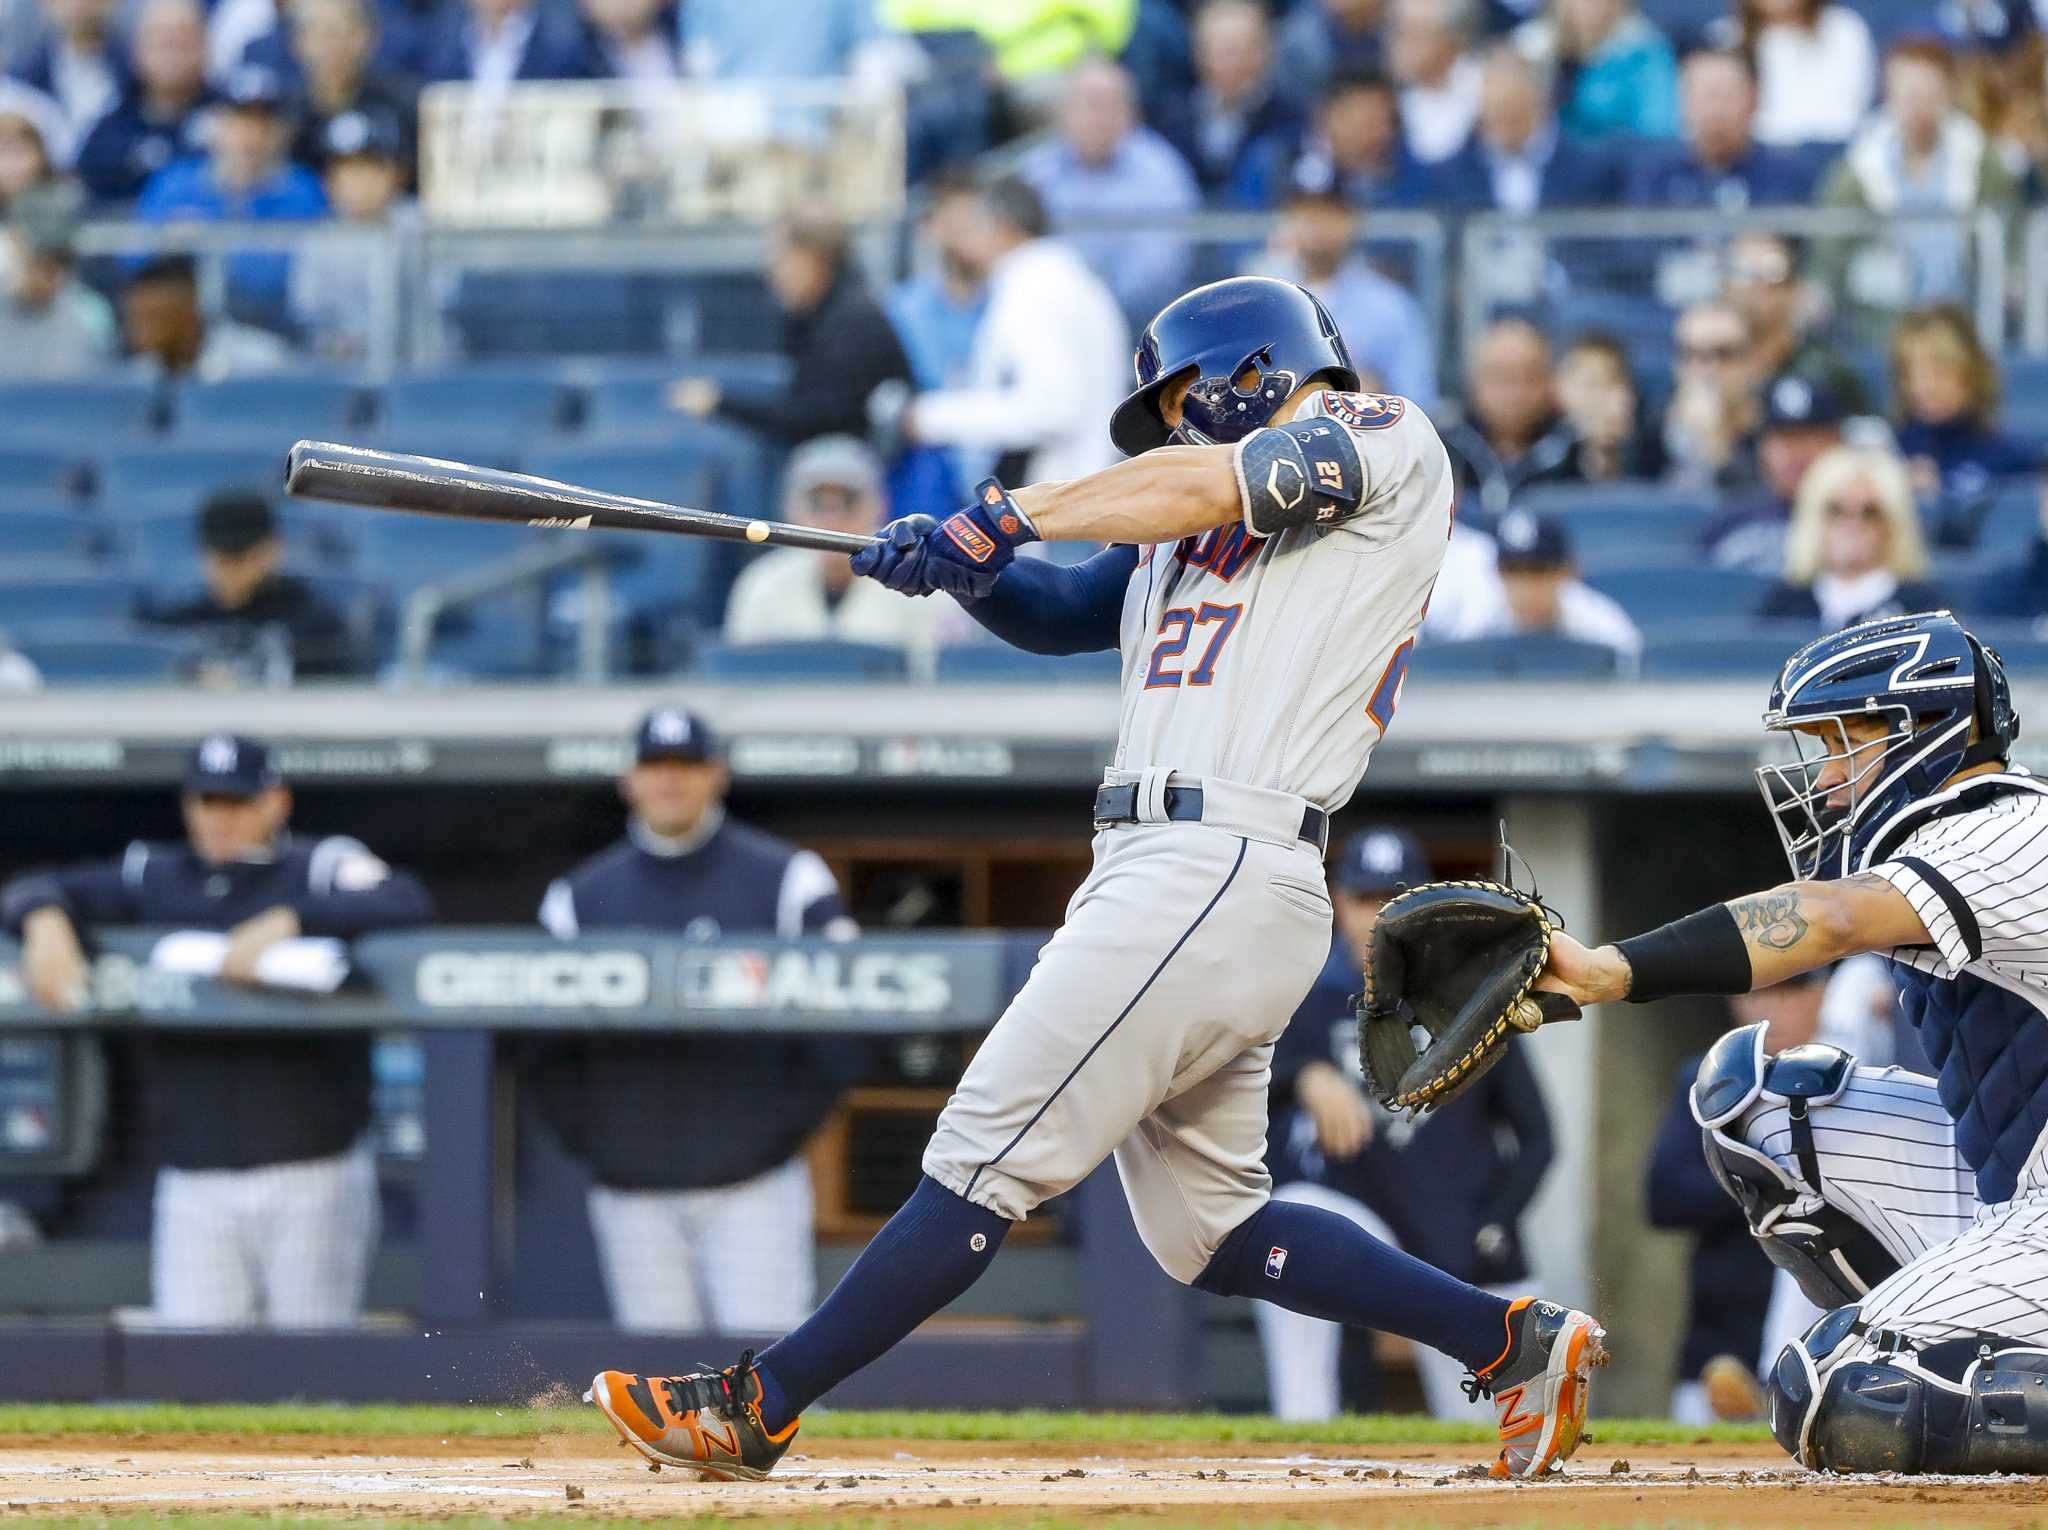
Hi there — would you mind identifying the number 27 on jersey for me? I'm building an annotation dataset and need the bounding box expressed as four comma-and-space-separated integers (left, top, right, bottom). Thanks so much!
1144, 603, 1242, 689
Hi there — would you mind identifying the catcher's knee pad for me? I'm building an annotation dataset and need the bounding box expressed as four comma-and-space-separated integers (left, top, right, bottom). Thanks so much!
1769, 1307, 2048, 1474
1690, 1023, 1899, 1310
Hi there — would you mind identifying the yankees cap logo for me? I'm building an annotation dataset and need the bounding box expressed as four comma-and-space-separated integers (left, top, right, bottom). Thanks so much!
647, 709, 691, 745
197, 735, 239, 773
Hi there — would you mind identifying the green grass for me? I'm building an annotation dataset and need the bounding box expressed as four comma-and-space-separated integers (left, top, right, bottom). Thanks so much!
0, 1402, 1770, 1446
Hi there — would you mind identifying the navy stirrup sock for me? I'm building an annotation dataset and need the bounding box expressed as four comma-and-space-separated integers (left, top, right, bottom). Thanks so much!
1195, 1199, 1513, 1373
753, 1174, 1009, 1433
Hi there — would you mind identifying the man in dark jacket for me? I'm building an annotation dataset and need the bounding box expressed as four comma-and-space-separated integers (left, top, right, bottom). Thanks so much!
72, 0, 211, 204
420, 0, 596, 83
667, 212, 913, 451
1441, 44, 1618, 212
1440, 317, 1582, 517
1, 733, 434, 1326
137, 489, 360, 683
1256, 827, 1555, 1419
530, 706, 867, 1332
1629, 50, 1816, 210
1156, 0, 1304, 204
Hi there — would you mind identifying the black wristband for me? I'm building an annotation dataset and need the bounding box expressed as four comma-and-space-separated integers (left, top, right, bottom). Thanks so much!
1614, 904, 1752, 1003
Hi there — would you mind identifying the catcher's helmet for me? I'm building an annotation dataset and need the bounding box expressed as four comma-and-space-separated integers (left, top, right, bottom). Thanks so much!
1109, 277, 1359, 456
1756, 611, 2018, 880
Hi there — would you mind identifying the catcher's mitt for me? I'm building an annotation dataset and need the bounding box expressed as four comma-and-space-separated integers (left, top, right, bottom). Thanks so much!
1357, 879, 1582, 1114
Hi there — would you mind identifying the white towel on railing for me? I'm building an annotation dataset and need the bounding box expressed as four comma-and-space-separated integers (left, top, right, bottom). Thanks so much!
149, 932, 351, 994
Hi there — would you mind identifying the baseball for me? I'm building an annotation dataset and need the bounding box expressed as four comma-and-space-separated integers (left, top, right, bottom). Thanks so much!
746, 520, 770, 543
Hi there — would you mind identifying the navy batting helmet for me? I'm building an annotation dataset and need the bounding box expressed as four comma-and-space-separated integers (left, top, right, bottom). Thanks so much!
1756, 611, 2018, 880
1109, 277, 1359, 456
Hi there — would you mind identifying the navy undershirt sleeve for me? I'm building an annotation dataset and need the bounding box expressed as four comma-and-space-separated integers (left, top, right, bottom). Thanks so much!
962, 543, 1140, 656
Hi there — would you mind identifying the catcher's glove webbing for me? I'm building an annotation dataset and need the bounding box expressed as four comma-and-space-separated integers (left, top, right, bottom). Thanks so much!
1357, 879, 1582, 1114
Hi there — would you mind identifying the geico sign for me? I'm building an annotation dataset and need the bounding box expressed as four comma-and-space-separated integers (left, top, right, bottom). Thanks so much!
415, 950, 651, 1008
677, 950, 951, 1014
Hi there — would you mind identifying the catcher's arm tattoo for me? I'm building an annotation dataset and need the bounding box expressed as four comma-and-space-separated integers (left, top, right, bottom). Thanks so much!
1726, 875, 1930, 989
1729, 888, 1809, 950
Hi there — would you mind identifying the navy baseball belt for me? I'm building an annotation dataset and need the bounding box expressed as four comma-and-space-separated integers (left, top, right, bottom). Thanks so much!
1093, 782, 1329, 851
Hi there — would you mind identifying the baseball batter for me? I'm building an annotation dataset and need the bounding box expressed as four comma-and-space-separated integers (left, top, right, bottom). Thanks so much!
1538, 610, 2048, 1474
586, 277, 1606, 1480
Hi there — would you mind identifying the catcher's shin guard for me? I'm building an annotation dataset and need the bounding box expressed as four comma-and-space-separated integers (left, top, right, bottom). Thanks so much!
1690, 1024, 1899, 1310
1769, 1306, 2048, 1474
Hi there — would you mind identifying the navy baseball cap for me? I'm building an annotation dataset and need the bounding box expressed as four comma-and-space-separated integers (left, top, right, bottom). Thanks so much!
321, 107, 406, 163
185, 733, 279, 798
1332, 827, 1430, 896
220, 65, 287, 112
1763, 373, 1850, 430
1494, 508, 1572, 571
634, 705, 721, 764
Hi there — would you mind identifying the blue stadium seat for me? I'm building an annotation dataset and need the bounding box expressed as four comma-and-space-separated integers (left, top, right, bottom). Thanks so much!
0, 379, 162, 444
353, 510, 533, 591
1972, 625, 2048, 677
578, 359, 793, 435
172, 375, 369, 443
0, 570, 140, 625
122, 505, 353, 587
1585, 565, 1773, 623
1410, 635, 1621, 679
1972, 482, 2040, 549
381, 372, 572, 435
97, 447, 282, 515
425, 596, 552, 678
10, 624, 185, 683
1509, 489, 1708, 570
0, 447, 89, 499
935, 645, 1121, 682
0, 507, 97, 561
2004, 352, 2048, 405
1639, 625, 1817, 679
693, 639, 910, 681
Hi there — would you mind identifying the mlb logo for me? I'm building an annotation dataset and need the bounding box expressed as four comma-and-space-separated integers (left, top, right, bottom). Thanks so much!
1265, 1246, 1288, 1279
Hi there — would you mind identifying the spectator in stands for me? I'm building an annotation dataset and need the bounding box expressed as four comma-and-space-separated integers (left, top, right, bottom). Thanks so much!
887, 172, 985, 397
1386, 0, 1481, 164
1, 733, 434, 1328
888, 175, 1129, 485
0, 177, 113, 374
669, 211, 913, 451
1556, 331, 1664, 481
1717, 0, 1876, 149
289, 106, 412, 361
1440, 43, 1620, 212
1543, 0, 1679, 143
582, 0, 677, 81
1630, 48, 1816, 208
421, 0, 597, 86
1702, 372, 1851, 571
1723, 230, 1870, 413
136, 65, 326, 317
679, 0, 882, 81
1251, 187, 1437, 411
0, 78, 65, 216
122, 253, 292, 378
137, 489, 359, 683
531, 705, 864, 1333
1257, 827, 1554, 1421
0, 630, 38, 689
285, 0, 418, 177
1276, 0, 1382, 100
1892, 304, 2042, 512
1016, 56, 1197, 321
1157, 0, 1303, 205
1473, 508, 1643, 665
1271, 65, 1431, 211
1820, 40, 2022, 305
1647, 970, 1828, 1426
7, 0, 123, 139
1441, 317, 1577, 516
1664, 299, 1763, 492
1755, 445, 1944, 628
724, 436, 943, 668
1971, 484, 2048, 621
72, 0, 212, 205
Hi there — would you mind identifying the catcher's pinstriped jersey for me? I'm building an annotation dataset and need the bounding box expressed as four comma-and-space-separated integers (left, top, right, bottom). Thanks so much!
1113, 390, 1455, 810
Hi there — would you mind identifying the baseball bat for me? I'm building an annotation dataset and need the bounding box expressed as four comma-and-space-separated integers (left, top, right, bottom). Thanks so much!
282, 440, 882, 555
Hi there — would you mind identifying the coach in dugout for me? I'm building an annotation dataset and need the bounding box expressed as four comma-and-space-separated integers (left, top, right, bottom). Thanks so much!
0, 733, 433, 1327
1256, 826, 1555, 1419
530, 705, 865, 1333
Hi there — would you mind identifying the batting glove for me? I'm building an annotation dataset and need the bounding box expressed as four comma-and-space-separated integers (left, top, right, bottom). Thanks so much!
923, 479, 1040, 601
851, 514, 940, 595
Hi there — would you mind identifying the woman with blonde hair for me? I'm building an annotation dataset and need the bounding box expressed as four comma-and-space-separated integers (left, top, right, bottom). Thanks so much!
1892, 304, 2041, 509
1755, 445, 1947, 629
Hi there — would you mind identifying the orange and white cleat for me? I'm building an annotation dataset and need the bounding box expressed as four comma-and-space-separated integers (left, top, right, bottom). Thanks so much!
1464, 1296, 1610, 1479
585, 1351, 799, 1481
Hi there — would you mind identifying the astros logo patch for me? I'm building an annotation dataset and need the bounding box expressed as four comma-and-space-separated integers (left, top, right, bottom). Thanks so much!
1324, 392, 1405, 430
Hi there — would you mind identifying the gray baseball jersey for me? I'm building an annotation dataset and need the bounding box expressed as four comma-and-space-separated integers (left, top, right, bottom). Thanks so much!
924, 390, 1455, 1283
1113, 389, 1456, 810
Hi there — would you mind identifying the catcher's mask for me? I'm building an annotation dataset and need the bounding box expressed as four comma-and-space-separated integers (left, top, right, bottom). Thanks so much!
1755, 611, 2016, 881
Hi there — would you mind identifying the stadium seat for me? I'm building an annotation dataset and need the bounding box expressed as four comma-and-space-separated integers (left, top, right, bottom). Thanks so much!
578, 359, 793, 435
381, 373, 573, 435
97, 447, 282, 515
519, 445, 727, 615
0, 570, 140, 625
1509, 491, 1708, 570
0, 447, 89, 499
9, 623, 183, 682
123, 505, 354, 587
172, 375, 370, 443
1410, 635, 1621, 679
1585, 565, 1773, 624
0, 507, 98, 562
935, 645, 1122, 682
1639, 625, 1818, 679
353, 510, 533, 591
693, 639, 911, 681
0, 379, 162, 444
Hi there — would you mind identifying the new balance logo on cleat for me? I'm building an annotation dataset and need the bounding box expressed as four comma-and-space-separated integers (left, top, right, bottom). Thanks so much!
586, 1352, 799, 1482
1464, 1296, 1610, 1479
